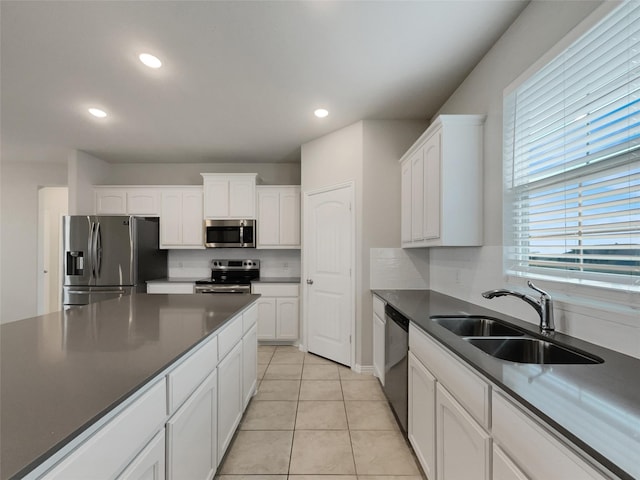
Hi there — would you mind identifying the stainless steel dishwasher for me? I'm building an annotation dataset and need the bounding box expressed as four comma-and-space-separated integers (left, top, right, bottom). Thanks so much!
383, 304, 409, 434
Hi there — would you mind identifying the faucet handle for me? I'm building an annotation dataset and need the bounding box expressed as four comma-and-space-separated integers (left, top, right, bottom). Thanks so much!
527, 281, 550, 299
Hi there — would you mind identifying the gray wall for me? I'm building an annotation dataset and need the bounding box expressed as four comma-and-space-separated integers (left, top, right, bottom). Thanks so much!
1, 162, 68, 323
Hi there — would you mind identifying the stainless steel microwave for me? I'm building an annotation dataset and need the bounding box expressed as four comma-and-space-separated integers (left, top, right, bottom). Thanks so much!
204, 219, 256, 248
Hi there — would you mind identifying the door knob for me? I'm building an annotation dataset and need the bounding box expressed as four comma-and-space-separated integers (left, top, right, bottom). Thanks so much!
306, 279, 314, 285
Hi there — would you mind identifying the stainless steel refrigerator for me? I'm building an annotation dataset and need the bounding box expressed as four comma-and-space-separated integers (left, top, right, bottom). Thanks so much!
62, 216, 167, 306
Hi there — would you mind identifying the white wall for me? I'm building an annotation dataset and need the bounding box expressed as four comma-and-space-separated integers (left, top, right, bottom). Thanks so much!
428, 1, 640, 358
68, 150, 111, 214
106, 162, 300, 186
1, 162, 68, 323
301, 120, 427, 368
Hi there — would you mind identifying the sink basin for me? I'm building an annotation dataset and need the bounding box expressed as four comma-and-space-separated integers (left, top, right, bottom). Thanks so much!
432, 316, 525, 337
465, 337, 604, 364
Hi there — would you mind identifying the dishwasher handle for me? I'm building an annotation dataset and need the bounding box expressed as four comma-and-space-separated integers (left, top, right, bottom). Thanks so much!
385, 304, 409, 331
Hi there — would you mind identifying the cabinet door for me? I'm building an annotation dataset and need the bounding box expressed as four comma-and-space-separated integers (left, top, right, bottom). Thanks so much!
423, 131, 441, 240
217, 342, 243, 461
436, 384, 490, 480
96, 189, 127, 214
493, 446, 530, 480
276, 297, 299, 341
229, 177, 255, 218
257, 189, 280, 246
256, 297, 277, 340
166, 370, 217, 480
117, 430, 165, 480
181, 190, 203, 246
408, 352, 436, 480
160, 191, 183, 247
204, 178, 229, 218
242, 323, 258, 409
410, 150, 425, 242
401, 160, 412, 244
279, 188, 300, 246
127, 189, 160, 216
372, 312, 385, 385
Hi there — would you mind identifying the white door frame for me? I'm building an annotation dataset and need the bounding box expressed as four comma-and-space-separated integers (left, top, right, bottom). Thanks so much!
302, 181, 356, 368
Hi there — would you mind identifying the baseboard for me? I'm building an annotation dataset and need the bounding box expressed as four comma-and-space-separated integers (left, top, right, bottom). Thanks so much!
354, 363, 374, 375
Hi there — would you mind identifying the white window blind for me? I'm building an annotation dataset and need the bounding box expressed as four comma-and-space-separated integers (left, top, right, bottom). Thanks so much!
504, 0, 640, 291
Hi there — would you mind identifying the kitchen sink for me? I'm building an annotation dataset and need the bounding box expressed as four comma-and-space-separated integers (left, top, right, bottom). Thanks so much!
464, 337, 604, 365
432, 316, 525, 337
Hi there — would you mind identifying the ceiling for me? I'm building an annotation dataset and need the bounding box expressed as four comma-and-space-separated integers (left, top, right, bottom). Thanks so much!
0, 1, 528, 165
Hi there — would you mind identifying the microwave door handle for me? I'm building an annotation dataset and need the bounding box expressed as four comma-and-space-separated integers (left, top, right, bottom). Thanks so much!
239, 224, 244, 247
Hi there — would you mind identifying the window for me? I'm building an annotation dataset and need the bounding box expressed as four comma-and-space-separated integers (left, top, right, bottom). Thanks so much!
504, 0, 640, 292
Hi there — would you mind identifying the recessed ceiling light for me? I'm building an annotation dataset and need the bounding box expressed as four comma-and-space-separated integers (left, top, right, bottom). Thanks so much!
314, 108, 329, 118
139, 53, 162, 69
88, 108, 107, 118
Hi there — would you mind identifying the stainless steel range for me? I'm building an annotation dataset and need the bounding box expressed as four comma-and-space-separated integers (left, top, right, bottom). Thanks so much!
194, 259, 260, 294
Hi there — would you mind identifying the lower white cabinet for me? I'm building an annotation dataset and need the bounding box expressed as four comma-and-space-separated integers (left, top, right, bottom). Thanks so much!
166, 370, 217, 480
242, 323, 258, 409
436, 383, 491, 480
493, 445, 529, 480
252, 283, 299, 342
372, 296, 386, 385
217, 341, 243, 462
118, 430, 166, 480
408, 352, 436, 480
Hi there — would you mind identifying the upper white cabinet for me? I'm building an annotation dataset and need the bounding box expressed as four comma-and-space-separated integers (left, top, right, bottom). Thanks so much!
400, 115, 485, 247
201, 173, 257, 219
95, 187, 161, 216
256, 186, 301, 249
160, 187, 204, 249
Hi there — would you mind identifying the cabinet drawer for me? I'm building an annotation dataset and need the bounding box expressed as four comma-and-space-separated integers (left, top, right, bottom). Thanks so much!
167, 335, 218, 414
409, 324, 490, 428
492, 391, 608, 480
373, 295, 385, 318
218, 314, 243, 360
242, 303, 258, 334
251, 284, 299, 297
43, 379, 167, 480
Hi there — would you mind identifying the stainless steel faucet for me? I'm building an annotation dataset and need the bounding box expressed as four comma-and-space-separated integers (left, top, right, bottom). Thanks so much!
482, 281, 555, 332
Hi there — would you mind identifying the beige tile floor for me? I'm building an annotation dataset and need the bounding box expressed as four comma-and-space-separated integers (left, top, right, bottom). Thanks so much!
217, 345, 426, 480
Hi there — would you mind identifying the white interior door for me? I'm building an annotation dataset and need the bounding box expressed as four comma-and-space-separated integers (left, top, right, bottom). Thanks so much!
304, 183, 354, 367
38, 187, 68, 315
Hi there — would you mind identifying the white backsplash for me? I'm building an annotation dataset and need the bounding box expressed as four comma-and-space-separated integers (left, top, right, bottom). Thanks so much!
168, 249, 301, 278
370, 248, 429, 290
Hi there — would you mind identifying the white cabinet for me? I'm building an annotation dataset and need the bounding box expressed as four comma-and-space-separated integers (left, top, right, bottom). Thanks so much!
166, 370, 217, 480
400, 114, 485, 247
372, 296, 386, 385
492, 391, 608, 480
95, 187, 160, 216
146, 282, 194, 294
256, 186, 301, 248
436, 383, 491, 480
493, 446, 529, 480
160, 187, 203, 249
217, 341, 243, 461
117, 430, 166, 480
41, 380, 167, 480
201, 173, 257, 219
408, 352, 436, 480
242, 323, 258, 409
251, 283, 299, 342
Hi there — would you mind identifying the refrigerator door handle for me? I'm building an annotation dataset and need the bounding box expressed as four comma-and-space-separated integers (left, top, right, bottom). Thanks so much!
95, 222, 102, 277
90, 221, 97, 280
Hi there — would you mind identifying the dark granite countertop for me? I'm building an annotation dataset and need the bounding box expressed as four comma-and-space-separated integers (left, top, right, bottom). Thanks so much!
0, 293, 260, 480
373, 289, 640, 480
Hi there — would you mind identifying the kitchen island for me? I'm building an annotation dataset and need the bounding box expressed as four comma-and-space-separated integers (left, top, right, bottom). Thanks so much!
373, 289, 640, 480
0, 293, 260, 480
